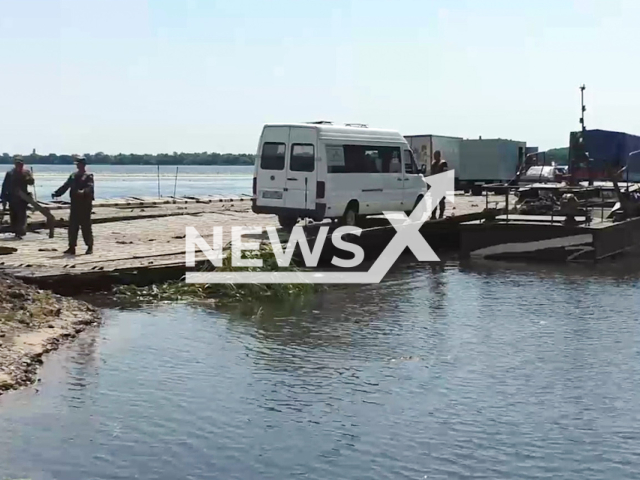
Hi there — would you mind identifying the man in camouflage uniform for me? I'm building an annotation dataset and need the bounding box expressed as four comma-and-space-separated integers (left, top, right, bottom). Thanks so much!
52, 155, 94, 255
430, 150, 449, 219
1, 155, 35, 239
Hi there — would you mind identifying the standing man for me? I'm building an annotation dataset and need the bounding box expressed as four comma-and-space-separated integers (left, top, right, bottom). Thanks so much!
52, 155, 94, 255
431, 150, 449, 219
1, 155, 34, 239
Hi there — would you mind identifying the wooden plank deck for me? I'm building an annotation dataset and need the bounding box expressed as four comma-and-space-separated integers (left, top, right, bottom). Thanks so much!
1, 201, 275, 277
0, 194, 507, 292
1, 195, 253, 234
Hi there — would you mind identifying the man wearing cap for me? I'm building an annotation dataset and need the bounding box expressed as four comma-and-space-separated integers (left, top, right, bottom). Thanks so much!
1, 155, 35, 239
430, 150, 448, 219
52, 155, 94, 255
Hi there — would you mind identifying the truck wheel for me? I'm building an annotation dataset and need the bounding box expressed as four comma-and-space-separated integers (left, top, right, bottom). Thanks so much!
471, 185, 483, 196
278, 215, 298, 230
340, 202, 359, 227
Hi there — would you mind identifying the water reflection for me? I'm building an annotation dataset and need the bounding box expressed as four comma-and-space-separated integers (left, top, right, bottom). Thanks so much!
426, 261, 448, 314
63, 329, 101, 408
459, 252, 640, 282
2, 259, 640, 479
212, 280, 442, 371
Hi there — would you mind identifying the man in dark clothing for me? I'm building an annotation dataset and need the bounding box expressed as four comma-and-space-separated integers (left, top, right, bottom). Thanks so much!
1, 155, 34, 239
52, 155, 94, 255
430, 150, 449, 219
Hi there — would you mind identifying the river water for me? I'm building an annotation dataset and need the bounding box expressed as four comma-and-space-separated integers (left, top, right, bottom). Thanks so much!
16, 164, 253, 200
2, 258, 640, 479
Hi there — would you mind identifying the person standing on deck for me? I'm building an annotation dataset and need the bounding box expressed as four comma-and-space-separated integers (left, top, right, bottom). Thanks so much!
430, 150, 448, 219
1, 155, 34, 239
52, 155, 94, 255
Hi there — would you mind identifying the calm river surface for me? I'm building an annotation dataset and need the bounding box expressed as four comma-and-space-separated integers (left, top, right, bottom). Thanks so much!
21, 164, 253, 200
2, 259, 640, 479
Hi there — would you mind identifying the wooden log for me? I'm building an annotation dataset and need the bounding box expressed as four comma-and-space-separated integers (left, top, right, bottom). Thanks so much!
16, 191, 55, 238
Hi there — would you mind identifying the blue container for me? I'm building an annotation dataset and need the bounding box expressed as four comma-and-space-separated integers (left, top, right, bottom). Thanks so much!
570, 129, 640, 181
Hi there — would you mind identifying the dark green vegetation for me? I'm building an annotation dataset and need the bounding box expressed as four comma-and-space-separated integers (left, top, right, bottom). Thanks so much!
0, 152, 255, 166
1, 147, 570, 167
544, 147, 569, 165
115, 244, 320, 308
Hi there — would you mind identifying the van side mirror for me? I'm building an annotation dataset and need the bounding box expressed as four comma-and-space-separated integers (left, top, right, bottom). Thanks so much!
420, 164, 427, 176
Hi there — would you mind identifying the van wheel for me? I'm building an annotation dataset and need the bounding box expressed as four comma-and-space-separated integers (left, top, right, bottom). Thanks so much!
340, 202, 359, 227
278, 215, 298, 230
406, 195, 424, 216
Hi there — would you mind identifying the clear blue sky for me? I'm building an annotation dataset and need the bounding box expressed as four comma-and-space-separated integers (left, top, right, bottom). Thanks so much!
1, 0, 638, 155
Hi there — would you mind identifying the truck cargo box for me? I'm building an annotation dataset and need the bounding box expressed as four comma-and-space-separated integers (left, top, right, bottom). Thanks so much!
404, 134, 462, 178
459, 139, 526, 191
569, 129, 640, 182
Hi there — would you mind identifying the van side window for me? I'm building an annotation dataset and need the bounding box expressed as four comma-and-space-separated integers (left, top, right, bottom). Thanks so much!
364, 149, 381, 173
340, 145, 365, 173
261, 143, 286, 170
291, 144, 315, 172
330, 145, 402, 173
388, 150, 402, 173
403, 149, 418, 174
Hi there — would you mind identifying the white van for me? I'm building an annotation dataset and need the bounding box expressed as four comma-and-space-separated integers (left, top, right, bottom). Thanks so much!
252, 122, 428, 228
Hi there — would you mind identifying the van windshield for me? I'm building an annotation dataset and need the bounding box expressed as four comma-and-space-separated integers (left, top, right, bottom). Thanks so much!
261, 143, 286, 170
403, 149, 418, 174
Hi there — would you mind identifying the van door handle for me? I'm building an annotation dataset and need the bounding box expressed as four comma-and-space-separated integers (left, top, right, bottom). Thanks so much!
287, 177, 298, 181
403, 178, 410, 181
397, 178, 403, 181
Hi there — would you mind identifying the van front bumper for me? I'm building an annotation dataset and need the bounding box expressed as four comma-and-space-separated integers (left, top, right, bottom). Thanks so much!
252, 200, 326, 221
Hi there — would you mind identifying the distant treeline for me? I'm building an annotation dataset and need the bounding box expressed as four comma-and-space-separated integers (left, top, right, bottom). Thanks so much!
544, 147, 569, 165
0, 147, 571, 167
0, 152, 256, 166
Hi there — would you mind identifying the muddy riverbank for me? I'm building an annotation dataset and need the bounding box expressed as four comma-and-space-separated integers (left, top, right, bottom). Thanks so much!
0, 274, 100, 395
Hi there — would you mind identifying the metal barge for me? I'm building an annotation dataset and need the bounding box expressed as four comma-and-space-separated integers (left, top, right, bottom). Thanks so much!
460, 212, 640, 262
460, 155, 640, 263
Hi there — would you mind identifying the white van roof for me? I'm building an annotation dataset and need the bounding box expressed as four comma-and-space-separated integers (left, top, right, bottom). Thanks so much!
262, 123, 407, 144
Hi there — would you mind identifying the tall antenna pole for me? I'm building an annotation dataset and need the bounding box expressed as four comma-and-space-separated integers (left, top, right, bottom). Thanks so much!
579, 85, 592, 185
580, 85, 586, 131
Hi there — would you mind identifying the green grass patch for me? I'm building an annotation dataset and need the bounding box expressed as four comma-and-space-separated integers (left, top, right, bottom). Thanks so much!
115, 243, 322, 305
